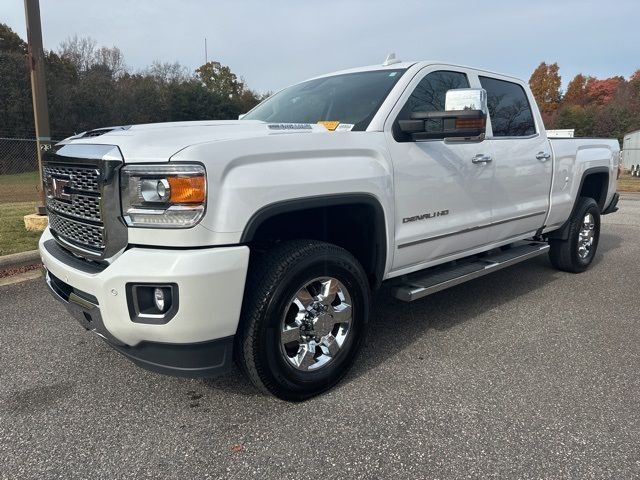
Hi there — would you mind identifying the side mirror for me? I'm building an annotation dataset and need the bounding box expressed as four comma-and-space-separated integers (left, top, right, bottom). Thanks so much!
399, 88, 487, 141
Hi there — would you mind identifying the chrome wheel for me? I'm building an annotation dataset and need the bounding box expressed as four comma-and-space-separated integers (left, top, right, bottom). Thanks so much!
577, 213, 595, 259
280, 277, 353, 371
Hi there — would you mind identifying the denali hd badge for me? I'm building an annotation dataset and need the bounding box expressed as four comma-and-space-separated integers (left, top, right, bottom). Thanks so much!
403, 210, 449, 223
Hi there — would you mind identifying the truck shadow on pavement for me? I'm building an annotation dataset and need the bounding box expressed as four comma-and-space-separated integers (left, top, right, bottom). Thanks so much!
201, 231, 623, 398
201, 257, 563, 397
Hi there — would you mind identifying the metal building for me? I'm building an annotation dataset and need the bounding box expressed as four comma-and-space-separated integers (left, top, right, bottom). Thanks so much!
622, 129, 640, 170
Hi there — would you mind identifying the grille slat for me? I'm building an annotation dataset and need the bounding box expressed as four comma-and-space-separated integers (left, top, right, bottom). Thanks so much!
46, 194, 101, 222
44, 165, 100, 192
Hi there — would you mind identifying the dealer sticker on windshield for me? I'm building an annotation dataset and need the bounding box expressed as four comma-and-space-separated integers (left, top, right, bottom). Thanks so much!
317, 121, 340, 131
317, 121, 355, 132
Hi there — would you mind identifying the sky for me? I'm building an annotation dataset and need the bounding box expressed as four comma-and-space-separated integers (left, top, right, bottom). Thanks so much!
2, 0, 639, 93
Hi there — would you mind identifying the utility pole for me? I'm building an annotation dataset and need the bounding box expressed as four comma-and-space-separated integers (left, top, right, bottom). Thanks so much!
204, 37, 208, 64
24, 0, 50, 215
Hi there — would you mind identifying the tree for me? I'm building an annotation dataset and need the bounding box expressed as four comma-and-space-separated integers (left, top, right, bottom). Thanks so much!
529, 62, 562, 115
0, 24, 31, 136
94, 45, 126, 77
563, 74, 590, 106
0, 23, 27, 54
196, 61, 244, 98
45, 51, 80, 138
147, 61, 191, 84
555, 105, 595, 137
237, 88, 261, 114
59, 35, 125, 78
585, 77, 625, 105
59, 35, 97, 72
629, 70, 640, 98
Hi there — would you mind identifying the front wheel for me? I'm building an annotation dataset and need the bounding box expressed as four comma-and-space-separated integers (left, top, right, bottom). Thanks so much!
236, 240, 370, 401
549, 196, 601, 273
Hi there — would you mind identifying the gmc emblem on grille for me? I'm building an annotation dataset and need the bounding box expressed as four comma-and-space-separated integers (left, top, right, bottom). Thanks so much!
47, 177, 72, 202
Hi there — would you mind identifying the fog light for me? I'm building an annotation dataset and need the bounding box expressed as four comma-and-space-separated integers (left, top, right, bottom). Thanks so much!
154, 287, 165, 312
126, 283, 179, 324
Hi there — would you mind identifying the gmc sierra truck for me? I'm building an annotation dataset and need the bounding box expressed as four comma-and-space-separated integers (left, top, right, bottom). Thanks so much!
39, 58, 620, 400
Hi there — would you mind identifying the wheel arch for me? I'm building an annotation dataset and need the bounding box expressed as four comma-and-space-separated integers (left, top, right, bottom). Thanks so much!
240, 193, 388, 289
548, 166, 609, 241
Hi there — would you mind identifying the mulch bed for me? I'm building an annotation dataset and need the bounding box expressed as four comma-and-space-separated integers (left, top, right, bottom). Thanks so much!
0, 263, 41, 278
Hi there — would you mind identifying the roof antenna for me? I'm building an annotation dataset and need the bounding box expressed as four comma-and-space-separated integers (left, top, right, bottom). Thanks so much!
382, 53, 401, 66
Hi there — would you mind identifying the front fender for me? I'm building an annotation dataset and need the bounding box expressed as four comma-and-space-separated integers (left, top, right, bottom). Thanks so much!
172, 132, 395, 274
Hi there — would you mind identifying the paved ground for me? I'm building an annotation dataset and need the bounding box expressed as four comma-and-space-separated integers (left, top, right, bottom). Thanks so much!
1, 195, 639, 479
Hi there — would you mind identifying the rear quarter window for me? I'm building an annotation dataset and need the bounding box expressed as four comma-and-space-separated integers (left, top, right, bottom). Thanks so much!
479, 76, 536, 137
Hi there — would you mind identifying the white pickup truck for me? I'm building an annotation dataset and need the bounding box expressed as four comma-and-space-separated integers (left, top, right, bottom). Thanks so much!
39, 58, 620, 400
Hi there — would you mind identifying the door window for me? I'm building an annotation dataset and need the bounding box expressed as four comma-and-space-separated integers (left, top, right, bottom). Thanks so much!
394, 71, 469, 141
479, 76, 536, 137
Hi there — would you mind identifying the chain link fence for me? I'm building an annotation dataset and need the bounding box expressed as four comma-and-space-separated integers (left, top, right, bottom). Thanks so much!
0, 137, 46, 204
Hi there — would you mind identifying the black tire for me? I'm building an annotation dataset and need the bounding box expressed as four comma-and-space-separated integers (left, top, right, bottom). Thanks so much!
235, 240, 370, 401
549, 197, 600, 273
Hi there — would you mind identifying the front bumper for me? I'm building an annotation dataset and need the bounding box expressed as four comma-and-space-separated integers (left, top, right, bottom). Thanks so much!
39, 228, 249, 377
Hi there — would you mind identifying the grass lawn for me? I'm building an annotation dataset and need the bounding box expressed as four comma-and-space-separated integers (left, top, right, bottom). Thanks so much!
0, 171, 41, 203
0, 202, 42, 256
618, 173, 640, 193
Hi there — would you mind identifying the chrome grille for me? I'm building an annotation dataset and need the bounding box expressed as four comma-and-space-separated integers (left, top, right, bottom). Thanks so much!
44, 144, 126, 261
48, 213, 104, 250
44, 163, 104, 254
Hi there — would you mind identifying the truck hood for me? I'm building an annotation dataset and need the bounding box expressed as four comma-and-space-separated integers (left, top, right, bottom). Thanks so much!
58, 120, 329, 163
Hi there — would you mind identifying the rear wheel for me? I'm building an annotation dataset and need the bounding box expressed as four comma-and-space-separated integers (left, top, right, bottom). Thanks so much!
236, 240, 370, 401
549, 197, 600, 273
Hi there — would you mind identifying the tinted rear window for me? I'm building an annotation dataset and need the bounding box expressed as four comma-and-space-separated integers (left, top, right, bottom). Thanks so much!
479, 76, 536, 137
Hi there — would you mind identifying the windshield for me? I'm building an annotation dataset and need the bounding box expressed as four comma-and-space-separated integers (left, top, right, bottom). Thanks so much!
243, 69, 405, 131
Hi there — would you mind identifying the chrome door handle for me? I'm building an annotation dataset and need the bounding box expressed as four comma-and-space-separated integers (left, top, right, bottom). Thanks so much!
472, 154, 492, 164
536, 151, 551, 161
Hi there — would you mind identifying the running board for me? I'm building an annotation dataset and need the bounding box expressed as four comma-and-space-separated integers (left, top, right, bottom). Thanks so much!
392, 242, 550, 302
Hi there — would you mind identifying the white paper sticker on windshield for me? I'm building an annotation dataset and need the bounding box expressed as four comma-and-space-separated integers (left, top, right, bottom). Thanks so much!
335, 123, 355, 131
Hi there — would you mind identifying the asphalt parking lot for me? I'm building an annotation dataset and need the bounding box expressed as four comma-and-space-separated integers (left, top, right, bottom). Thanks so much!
1, 195, 639, 479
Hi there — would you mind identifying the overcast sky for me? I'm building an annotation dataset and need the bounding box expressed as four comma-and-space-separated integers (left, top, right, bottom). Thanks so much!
3, 0, 638, 93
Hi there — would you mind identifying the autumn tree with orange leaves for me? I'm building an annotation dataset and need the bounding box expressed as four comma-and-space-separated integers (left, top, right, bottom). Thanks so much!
563, 74, 589, 106
531, 62, 640, 142
529, 62, 562, 115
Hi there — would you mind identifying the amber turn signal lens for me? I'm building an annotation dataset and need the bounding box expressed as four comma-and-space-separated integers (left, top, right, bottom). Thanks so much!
167, 176, 206, 204
455, 118, 486, 129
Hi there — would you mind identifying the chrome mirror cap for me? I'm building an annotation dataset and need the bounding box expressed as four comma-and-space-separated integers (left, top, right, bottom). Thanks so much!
445, 88, 488, 115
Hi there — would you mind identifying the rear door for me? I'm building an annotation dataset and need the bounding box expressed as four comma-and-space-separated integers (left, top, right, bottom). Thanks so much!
479, 75, 553, 240
385, 67, 495, 273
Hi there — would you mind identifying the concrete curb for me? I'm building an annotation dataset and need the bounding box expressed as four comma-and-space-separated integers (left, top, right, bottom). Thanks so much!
0, 269, 42, 287
0, 250, 41, 270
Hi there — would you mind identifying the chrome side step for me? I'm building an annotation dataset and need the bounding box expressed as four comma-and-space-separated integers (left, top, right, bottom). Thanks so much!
392, 242, 550, 302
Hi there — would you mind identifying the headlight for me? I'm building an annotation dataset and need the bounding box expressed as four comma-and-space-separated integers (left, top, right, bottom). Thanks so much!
121, 164, 206, 228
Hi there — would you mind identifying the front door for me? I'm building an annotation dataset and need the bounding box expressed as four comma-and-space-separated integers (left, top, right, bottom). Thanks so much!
386, 68, 495, 273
